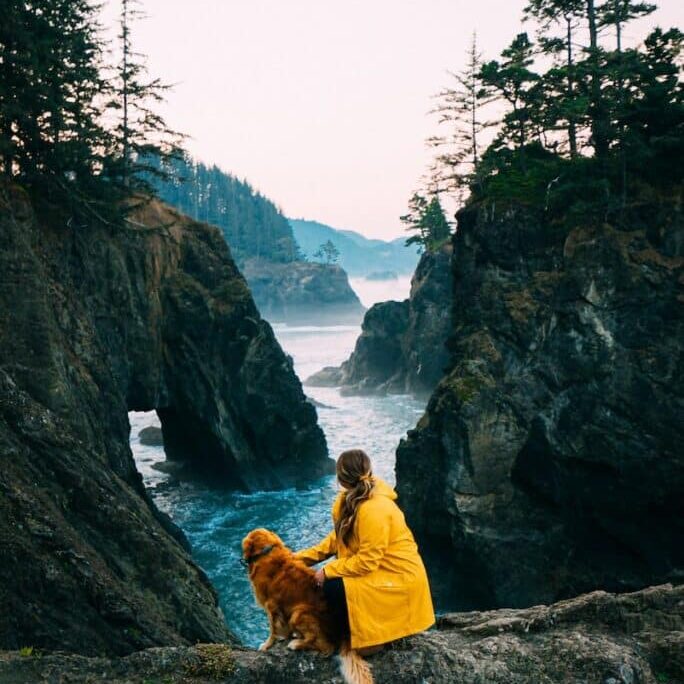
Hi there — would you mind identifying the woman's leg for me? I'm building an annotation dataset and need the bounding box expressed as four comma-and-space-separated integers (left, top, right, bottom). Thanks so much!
322, 577, 351, 641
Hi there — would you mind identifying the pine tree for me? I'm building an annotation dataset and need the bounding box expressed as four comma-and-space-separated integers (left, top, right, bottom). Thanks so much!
401, 193, 451, 251
480, 33, 542, 153
108, 0, 182, 191
148, 153, 301, 265
524, 0, 586, 156
614, 28, 683, 187
0, 0, 111, 197
428, 34, 493, 195
599, 0, 656, 53
315, 240, 340, 265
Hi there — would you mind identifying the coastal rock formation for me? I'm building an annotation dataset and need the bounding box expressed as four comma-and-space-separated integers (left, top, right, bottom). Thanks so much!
139, 426, 164, 446
396, 202, 684, 609
307, 243, 452, 396
0, 185, 330, 655
2, 583, 681, 683
242, 259, 365, 325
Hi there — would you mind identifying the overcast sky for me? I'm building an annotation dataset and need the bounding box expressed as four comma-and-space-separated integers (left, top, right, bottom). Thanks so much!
102, 1, 683, 239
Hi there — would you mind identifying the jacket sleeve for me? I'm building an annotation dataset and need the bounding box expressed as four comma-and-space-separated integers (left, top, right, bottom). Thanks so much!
323, 504, 390, 578
294, 529, 337, 566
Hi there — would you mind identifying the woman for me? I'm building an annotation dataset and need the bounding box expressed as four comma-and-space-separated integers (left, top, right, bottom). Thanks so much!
294, 449, 435, 653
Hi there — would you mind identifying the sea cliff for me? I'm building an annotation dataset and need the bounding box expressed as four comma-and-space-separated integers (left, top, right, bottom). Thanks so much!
0, 184, 331, 655
242, 258, 365, 325
396, 200, 684, 609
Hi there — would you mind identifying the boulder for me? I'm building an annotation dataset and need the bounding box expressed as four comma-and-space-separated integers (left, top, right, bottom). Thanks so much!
139, 426, 164, 446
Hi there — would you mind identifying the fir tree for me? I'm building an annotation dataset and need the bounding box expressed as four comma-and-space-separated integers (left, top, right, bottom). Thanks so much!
428, 34, 493, 195
524, 0, 586, 156
401, 193, 451, 251
480, 34, 542, 153
599, 0, 656, 53
313, 240, 340, 265
107, 0, 182, 191
0, 0, 111, 198
148, 153, 301, 265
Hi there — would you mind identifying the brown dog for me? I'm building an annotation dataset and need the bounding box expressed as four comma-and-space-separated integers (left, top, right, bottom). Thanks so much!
242, 528, 373, 684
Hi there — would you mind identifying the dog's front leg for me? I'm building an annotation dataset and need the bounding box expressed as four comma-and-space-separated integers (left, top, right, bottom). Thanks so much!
258, 601, 281, 652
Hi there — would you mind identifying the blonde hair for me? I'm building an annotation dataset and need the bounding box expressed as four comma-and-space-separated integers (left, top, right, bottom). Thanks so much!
335, 449, 375, 546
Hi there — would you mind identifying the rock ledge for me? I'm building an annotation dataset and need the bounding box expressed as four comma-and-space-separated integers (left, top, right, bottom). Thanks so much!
1, 584, 681, 683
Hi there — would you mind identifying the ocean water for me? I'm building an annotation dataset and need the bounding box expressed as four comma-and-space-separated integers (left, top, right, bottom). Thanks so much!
130, 276, 424, 646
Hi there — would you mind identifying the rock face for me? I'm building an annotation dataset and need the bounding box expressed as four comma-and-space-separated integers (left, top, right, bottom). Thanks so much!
241, 259, 365, 324
0, 185, 331, 655
2, 584, 681, 683
396, 202, 684, 610
307, 244, 452, 396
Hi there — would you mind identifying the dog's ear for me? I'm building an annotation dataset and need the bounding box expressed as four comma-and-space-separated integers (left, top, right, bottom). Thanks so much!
243, 528, 272, 558
242, 531, 259, 559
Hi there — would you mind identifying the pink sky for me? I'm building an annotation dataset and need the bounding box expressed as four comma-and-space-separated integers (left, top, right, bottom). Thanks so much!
103, 1, 683, 239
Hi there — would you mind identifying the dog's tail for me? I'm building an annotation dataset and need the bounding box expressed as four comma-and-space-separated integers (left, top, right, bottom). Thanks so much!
339, 641, 373, 684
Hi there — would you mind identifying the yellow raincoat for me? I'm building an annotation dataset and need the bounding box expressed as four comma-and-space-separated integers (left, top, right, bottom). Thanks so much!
294, 477, 435, 649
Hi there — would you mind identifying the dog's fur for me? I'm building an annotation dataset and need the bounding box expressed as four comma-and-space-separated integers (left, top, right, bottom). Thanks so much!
242, 528, 373, 684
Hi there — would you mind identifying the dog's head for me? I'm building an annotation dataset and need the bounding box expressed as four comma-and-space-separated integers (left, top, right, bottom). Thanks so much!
241, 528, 285, 567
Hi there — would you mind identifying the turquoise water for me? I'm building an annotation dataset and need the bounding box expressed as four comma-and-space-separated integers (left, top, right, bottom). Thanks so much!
130, 277, 425, 646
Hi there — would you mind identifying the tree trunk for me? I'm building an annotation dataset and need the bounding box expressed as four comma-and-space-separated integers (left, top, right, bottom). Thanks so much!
587, 0, 609, 158
566, 17, 578, 158
122, 0, 130, 187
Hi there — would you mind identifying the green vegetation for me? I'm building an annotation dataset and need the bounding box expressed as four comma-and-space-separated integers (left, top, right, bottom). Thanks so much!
313, 239, 341, 264
185, 643, 235, 680
147, 153, 301, 265
18, 646, 34, 658
424, 0, 682, 229
0, 0, 178, 222
401, 193, 451, 251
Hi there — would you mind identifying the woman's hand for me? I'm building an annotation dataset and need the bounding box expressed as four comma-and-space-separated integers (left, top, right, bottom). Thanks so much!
314, 568, 325, 588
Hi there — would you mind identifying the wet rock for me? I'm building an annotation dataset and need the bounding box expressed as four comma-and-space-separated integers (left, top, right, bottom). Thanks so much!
139, 426, 163, 446
0, 185, 331, 655
396, 202, 684, 609
1, 584, 681, 683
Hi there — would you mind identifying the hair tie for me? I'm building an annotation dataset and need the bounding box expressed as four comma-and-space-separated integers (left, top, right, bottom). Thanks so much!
359, 473, 373, 483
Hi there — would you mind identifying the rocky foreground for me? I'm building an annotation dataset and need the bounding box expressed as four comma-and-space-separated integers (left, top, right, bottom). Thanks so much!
1, 584, 681, 683
306, 243, 452, 395
0, 185, 331, 655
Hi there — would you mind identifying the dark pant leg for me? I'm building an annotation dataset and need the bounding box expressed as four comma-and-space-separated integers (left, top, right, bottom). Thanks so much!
323, 576, 351, 640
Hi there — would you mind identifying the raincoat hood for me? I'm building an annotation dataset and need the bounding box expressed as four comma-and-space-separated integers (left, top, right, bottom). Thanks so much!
370, 477, 397, 501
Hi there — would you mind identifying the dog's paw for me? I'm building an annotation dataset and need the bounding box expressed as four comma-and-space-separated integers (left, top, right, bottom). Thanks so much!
287, 638, 304, 650
258, 640, 273, 652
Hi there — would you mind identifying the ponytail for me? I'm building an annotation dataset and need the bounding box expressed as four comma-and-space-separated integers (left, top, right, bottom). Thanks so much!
334, 450, 375, 546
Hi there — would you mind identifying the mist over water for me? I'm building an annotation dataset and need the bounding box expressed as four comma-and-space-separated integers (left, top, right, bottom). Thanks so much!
350, 274, 412, 309
130, 277, 423, 646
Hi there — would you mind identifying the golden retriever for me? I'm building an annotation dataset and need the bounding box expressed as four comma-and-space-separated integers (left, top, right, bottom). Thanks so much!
242, 528, 373, 684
